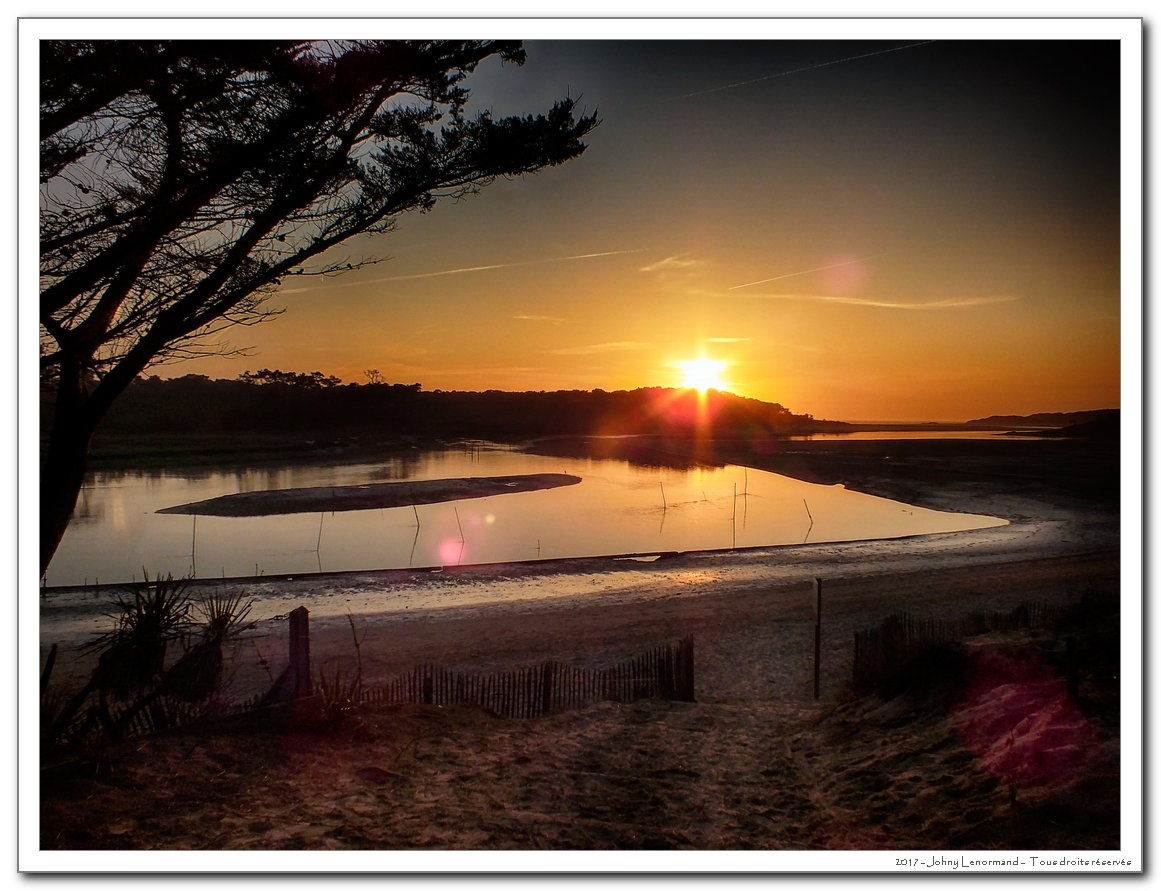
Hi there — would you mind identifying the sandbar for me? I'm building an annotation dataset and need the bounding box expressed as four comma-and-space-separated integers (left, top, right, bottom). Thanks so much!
155, 472, 582, 517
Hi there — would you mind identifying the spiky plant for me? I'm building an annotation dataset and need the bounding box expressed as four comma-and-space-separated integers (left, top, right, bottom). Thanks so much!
44, 574, 257, 748
81, 572, 190, 699
160, 591, 254, 704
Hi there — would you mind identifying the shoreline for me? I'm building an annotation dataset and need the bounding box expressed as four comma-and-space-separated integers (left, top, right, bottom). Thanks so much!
41, 433, 1121, 695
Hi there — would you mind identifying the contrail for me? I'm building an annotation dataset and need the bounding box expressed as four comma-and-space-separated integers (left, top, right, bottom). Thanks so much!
280, 249, 647, 293
670, 41, 936, 101
732, 293, 1019, 310
730, 254, 882, 291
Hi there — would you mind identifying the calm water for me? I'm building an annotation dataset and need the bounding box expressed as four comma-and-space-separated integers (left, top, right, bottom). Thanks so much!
788, 430, 1046, 441
47, 445, 1007, 587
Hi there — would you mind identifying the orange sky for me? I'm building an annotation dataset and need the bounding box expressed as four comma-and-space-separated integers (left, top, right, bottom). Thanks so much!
170, 40, 1122, 423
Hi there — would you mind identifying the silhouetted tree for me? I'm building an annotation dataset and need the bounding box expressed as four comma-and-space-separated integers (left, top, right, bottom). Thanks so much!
40, 40, 598, 573
238, 368, 342, 388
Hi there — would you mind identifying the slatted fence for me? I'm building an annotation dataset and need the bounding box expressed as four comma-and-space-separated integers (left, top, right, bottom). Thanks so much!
852, 601, 1068, 694
116, 690, 266, 738
112, 636, 694, 738
358, 635, 695, 718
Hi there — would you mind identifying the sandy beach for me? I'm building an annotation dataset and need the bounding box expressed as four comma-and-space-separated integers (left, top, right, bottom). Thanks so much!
39, 437, 1123, 850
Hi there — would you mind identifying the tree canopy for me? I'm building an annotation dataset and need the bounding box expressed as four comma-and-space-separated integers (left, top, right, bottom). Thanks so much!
39, 39, 598, 573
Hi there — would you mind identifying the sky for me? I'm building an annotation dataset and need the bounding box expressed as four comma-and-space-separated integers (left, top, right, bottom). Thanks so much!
173, 39, 1122, 423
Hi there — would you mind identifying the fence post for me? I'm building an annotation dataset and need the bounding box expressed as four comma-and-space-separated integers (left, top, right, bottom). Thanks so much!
685, 635, 696, 701
288, 606, 311, 699
813, 578, 822, 700
541, 661, 555, 716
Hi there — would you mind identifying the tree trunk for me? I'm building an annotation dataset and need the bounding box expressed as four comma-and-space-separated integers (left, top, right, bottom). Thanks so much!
40, 370, 99, 577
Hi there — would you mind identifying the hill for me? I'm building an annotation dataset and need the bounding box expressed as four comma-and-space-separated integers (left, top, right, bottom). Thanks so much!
81, 374, 849, 442
965, 409, 1118, 429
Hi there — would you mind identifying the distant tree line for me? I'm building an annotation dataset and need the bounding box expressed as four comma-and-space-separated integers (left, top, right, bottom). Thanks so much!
82, 372, 849, 440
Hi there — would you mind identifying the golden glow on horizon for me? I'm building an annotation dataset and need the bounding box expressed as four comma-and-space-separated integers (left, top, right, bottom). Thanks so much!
678, 357, 727, 394
158, 42, 1122, 424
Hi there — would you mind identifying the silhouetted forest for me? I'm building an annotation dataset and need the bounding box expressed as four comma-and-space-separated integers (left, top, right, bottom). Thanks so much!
77, 373, 850, 440
965, 410, 1117, 428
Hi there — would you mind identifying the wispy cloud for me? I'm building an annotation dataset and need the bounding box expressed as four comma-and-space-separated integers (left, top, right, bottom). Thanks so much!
709, 337, 751, 343
730, 254, 881, 290
513, 313, 568, 323
280, 249, 647, 294
546, 341, 653, 356
733, 293, 1020, 310
669, 41, 936, 101
639, 255, 705, 274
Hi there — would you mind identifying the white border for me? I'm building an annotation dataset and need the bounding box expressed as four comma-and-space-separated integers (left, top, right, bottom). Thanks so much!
17, 16, 1144, 875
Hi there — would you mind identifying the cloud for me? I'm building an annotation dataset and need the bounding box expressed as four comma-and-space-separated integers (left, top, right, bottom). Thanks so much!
513, 313, 568, 323
279, 249, 647, 294
639, 255, 705, 274
733, 293, 1020, 310
546, 341, 653, 356
708, 337, 751, 343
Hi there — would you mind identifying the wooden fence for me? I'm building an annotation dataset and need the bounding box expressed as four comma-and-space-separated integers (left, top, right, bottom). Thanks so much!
851, 601, 1067, 694
114, 635, 695, 737
356, 635, 696, 718
116, 690, 266, 739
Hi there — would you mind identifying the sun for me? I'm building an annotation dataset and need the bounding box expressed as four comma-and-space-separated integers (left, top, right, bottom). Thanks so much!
678, 357, 727, 393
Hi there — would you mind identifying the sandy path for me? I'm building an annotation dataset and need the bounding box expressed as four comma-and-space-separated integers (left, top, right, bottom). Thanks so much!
45, 621, 1120, 851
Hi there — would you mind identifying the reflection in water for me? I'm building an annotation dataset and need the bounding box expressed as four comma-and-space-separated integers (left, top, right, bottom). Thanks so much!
47, 445, 1007, 587
68, 486, 105, 526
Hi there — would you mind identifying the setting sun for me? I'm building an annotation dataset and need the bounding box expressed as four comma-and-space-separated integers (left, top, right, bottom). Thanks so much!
679, 358, 727, 393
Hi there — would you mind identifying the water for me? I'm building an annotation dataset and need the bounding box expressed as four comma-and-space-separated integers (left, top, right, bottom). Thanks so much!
46, 444, 1007, 588
787, 430, 1047, 441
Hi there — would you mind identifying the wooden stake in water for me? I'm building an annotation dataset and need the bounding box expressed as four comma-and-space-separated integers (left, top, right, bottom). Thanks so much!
191, 513, 197, 579
660, 481, 667, 509
454, 506, 466, 564
316, 512, 324, 551
732, 483, 737, 548
813, 577, 823, 700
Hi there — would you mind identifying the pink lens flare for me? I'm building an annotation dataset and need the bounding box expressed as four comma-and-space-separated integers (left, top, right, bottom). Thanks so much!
952, 648, 1098, 790
438, 538, 464, 564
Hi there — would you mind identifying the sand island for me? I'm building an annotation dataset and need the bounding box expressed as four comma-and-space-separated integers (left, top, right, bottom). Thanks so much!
155, 473, 582, 517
